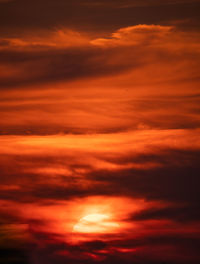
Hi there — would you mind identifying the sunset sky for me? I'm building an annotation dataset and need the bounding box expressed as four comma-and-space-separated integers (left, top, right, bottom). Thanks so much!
0, 1, 200, 264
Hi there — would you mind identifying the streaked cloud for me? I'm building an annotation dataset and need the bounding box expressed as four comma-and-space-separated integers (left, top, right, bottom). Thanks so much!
0, 1, 200, 264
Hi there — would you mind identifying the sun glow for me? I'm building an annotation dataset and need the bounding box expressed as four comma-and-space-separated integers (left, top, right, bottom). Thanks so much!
73, 213, 119, 233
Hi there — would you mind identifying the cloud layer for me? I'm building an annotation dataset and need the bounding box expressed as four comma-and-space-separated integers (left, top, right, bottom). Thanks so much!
0, 1, 200, 264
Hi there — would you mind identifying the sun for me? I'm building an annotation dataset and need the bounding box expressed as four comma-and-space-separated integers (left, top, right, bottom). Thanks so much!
82, 213, 109, 222
73, 213, 119, 234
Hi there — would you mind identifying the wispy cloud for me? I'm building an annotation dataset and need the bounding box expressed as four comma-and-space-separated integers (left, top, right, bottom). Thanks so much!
1, 1, 200, 263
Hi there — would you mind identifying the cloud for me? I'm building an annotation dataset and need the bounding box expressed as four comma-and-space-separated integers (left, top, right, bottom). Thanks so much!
131, 205, 200, 223
81, 0, 200, 8
0, 32, 138, 88
0, 29, 90, 49
0, 0, 15, 2
1, 0, 200, 34
0, 1, 200, 263
91, 24, 173, 46
12, 230, 200, 264
115, 0, 200, 8
2, 25, 199, 136
89, 149, 200, 203
0, 129, 200, 203
0, 24, 199, 91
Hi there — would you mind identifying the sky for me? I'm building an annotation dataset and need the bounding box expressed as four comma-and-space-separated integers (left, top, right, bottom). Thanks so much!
0, 1, 200, 264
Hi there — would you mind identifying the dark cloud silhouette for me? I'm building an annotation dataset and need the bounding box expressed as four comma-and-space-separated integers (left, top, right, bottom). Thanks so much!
88, 149, 200, 203
131, 205, 200, 223
19, 230, 200, 264
0, 0, 200, 33
0, 148, 200, 206
0, 47, 139, 88
0, 247, 28, 264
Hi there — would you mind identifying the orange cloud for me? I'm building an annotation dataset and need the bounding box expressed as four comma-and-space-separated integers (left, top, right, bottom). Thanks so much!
0, 22, 200, 264
91, 24, 173, 46
0, 29, 90, 50
0, 25, 199, 136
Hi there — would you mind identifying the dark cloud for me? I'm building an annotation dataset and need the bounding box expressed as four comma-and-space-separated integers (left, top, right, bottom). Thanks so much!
0, 148, 200, 206
0, 47, 138, 89
131, 205, 200, 223
0, 223, 29, 264
88, 149, 200, 204
0, 0, 200, 33
0, 247, 28, 264
16, 231, 200, 264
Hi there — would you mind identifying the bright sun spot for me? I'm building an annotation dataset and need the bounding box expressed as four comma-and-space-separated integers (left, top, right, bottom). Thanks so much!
73, 213, 119, 233
82, 213, 109, 222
